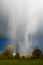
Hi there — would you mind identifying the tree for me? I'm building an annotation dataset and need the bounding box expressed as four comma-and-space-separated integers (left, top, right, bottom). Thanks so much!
4, 45, 14, 59
32, 46, 42, 59
15, 43, 20, 59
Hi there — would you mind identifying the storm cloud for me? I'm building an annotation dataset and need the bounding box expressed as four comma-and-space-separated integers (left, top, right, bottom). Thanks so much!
0, 0, 43, 53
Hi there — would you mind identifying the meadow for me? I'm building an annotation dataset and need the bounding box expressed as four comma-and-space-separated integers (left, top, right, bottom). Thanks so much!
0, 59, 43, 65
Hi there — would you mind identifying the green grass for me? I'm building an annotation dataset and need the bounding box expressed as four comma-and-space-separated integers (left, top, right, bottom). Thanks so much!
0, 59, 43, 65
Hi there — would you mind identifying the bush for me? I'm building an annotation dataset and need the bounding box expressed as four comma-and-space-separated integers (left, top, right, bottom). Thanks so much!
0, 54, 8, 60
15, 54, 20, 59
39, 55, 43, 59
22, 56, 25, 59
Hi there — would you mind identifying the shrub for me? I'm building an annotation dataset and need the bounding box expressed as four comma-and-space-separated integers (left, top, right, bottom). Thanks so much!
39, 55, 43, 59
15, 53, 20, 59
22, 56, 25, 59
0, 54, 8, 60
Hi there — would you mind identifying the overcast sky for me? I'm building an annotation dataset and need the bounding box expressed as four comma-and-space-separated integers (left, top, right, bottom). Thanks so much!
0, 0, 43, 53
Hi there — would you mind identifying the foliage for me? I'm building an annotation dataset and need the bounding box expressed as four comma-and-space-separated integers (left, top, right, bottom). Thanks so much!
15, 53, 20, 59
39, 55, 43, 59
32, 46, 42, 59
22, 56, 25, 59
3, 45, 14, 59
0, 54, 8, 60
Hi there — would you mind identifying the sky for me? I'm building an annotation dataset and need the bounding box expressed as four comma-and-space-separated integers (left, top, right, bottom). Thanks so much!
0, 0, 43, 54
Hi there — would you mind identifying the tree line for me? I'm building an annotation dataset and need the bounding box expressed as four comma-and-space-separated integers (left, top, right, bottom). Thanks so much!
0, 45, 43, 60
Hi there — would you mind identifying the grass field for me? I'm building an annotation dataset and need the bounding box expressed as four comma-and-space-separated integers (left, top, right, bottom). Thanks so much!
0, 59, 43, 65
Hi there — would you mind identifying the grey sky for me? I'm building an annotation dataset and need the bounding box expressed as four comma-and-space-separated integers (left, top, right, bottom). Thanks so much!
0, 0, 43, 53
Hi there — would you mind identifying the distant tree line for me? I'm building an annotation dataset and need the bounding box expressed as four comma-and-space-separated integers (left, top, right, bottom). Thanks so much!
0, 45, 43, 60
